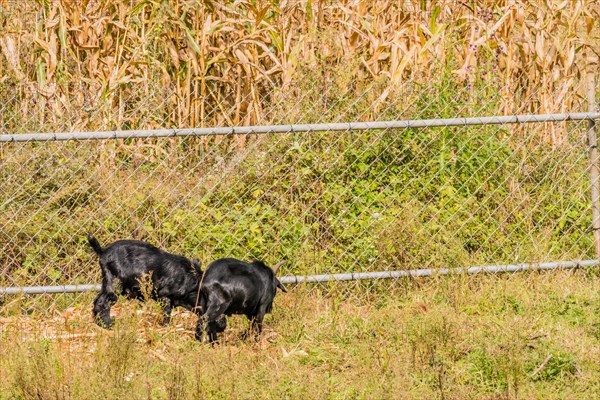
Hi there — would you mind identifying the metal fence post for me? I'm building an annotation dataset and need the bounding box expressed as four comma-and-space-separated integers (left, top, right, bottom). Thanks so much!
587, 51, 600, 259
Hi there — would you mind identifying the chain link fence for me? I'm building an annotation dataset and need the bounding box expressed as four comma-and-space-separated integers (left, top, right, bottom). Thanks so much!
1, 79, 598, 311
1, 0, 599, 315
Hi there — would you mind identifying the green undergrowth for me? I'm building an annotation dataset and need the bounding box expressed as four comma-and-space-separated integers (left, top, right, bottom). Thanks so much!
1, 270, 599, 399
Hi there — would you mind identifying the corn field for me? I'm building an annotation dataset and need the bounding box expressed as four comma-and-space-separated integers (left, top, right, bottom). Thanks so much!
1, 0, 598, 132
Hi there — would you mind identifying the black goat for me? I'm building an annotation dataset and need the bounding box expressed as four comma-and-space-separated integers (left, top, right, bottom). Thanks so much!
87, 235, 222, 330
195, 258, 287, 342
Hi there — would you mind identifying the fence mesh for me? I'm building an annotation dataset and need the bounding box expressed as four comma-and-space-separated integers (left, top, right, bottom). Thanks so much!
0, 0, 599, 315
1, 82, 597, 310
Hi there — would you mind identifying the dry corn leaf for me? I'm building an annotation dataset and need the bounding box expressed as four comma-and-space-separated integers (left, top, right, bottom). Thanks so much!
0, 35, 25, 79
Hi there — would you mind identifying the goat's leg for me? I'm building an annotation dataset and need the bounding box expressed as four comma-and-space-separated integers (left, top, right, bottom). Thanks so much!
194, 285, 231, 342
214, 315, 227, 333
196, 313, 227, 341
195, 314, 205, 341
244, 308, 266, 341
252, 306, 268, 339
206, 308, 229, 343
195, 313, 226, 343
241, 315, 254, 340
93, 268, 117, 328
93, 291, 117, 328
204, 300, 231, 343
160, 298, 173, 326
253, 315, 264, 336
206, 319, 223, 343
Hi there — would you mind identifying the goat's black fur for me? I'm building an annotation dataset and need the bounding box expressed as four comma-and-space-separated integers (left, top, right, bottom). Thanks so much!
87, 235, 217, 330
195, 258, 287, 343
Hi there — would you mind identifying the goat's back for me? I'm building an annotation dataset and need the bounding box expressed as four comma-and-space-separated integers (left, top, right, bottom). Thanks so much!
95, 240, 198, 281
201, 258, 277, 313
203, 258, 274, 284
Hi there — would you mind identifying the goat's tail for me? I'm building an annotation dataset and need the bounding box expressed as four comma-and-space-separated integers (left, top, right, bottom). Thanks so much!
87, 234, 104, 255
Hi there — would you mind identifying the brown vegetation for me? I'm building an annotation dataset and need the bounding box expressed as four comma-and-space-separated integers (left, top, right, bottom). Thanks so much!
2, 271, 600, 398
1, 0, 598, 137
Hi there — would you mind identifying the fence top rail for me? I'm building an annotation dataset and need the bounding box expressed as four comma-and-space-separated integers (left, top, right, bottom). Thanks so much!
1, 112, 599, 143
1, 259, 596, 294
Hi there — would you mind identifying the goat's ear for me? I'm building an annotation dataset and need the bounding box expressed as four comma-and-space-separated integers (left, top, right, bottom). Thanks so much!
276, 279, 288, 293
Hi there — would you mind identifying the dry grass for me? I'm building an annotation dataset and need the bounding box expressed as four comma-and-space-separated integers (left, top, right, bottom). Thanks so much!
1, 270, 600, 399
